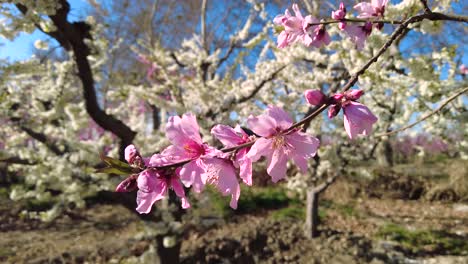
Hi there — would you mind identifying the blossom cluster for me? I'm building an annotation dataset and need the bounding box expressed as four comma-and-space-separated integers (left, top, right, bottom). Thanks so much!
116, 91, 377, 213
274, 1, 389, 50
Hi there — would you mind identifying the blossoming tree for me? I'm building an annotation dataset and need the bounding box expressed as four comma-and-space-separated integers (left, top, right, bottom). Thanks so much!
1, 0, 467, 262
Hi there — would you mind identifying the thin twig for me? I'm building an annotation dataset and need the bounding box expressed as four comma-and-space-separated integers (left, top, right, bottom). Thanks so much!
375, 87, 468, 137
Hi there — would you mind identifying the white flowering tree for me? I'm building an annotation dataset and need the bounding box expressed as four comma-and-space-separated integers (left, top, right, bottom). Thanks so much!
1, 0, 467, 261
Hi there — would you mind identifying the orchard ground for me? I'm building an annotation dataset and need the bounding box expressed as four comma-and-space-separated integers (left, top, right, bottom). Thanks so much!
0, 158, 467, 264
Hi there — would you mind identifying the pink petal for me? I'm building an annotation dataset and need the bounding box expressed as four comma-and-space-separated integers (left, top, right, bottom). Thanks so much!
292, 155, 308, 173
266, 105, 293, 130
160, 145, 191, 162
136, 188, 166, 214
171, 177, 191, 209
343, 102, 378, 139
354, 3, 375, 18
211, 124, 244, 147
247, 114, 277, 137
180, 113, 203, 144
179, 159, 206, 193
204, 158, 240, 209
237, 149, 253, 186
277, 31, 290, 48
267, 148, 288, 182
246, 137, 273, 162
137, 170, 162, 193
286, 132, 320, 158
234, 124, 249, 139
292, 3, 303, 19
165, 113, 202, 146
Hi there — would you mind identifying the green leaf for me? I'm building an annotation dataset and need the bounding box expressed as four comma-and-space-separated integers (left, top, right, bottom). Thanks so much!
100, 154, 132, 170
95, 166, 133, 175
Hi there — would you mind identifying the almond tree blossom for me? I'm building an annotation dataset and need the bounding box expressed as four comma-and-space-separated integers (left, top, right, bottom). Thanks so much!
354, 0, 389, 18
273, 3, 310, 48
211, 124, 254, 185
161, 113, 241, 209
331, 2, 347, 30
246, 106, 320, 182
344, 22, 373, 50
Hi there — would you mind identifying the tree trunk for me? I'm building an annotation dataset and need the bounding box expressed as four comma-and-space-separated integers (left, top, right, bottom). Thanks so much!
154, 236, 181, 264
376, 139, 394, 167
305, 189, 320, 239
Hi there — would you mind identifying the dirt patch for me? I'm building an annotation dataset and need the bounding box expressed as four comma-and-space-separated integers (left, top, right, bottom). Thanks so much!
366, 170, 425, 200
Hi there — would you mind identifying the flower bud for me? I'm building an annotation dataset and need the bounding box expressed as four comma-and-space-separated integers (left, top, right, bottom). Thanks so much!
125, 144, 140, 164
330, 93, 344, 104
304, 89, 326, 105
345, 89, 364, 101
338, 21, 347, 30
328, 104, 342, 119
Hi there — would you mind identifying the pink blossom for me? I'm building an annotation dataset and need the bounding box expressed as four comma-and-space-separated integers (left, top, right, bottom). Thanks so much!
116, 149, 190, 213
354, 0, 388, 18
460, 64, 468, 75
137, 54, 159, 80
344, 22, 373, 50
306, 22, 331, 48
162, 113, 216, 193
304, 89, 326, 106
211, 124, 253, 185
246, 106, 320, 182
325, 90, 378, 139
273, 4, 314, 48
332, 2, 347, 30
162, 113, 241, 208
135, 165, 190, 214
343, 101, 378, 139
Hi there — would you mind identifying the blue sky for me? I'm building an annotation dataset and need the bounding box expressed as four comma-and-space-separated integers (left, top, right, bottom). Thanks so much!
0, 0, 90, 61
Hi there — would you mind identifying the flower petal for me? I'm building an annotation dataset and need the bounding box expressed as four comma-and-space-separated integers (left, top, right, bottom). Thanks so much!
267, 148, 288, 183
286, 132, 320, 158
179, 159, 206, 193
211, 124, 244, 147
247, 114, 277, 137
246, 138, 273, 162
171, 177, 191, 209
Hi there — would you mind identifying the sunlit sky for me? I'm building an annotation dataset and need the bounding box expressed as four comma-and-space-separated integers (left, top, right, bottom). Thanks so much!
1, 1, 466, 65
0, 0, 89, 61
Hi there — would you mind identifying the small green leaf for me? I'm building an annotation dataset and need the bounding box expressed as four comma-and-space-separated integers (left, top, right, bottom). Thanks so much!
96, 167, 133, 175
100, 154, 132, 170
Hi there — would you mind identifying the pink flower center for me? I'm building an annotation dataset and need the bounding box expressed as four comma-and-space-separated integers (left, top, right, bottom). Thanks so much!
183, 141, 206, 158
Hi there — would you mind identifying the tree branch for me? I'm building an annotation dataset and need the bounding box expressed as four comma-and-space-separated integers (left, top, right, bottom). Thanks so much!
15, 0, 137, 158
375, 86, 468, 137
0, 156, 36, 165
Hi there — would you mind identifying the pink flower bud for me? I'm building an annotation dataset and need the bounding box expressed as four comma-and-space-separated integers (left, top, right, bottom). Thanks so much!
345, 89, 364, 101
331, 2, 346, 20
328, 104, 342, 119
338, 21, 347, 30
460, 64, 468, 75
304, 89, 326, 105
116, 174, 138, 192
331, 93, 344, 103
125, 144, 139, 164
343, 102, 378, 139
